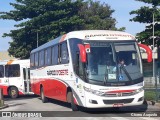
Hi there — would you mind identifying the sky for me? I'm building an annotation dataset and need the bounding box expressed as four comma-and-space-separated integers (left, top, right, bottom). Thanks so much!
0, 0, 150, 51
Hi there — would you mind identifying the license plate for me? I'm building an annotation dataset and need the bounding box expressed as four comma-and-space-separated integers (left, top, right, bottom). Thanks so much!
113, 103, 124, 107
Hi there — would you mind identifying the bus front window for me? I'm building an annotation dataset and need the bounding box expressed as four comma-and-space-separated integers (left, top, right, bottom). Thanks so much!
85, 42, 117, 83
85, 41, 143, 86
113, 43, 143, 83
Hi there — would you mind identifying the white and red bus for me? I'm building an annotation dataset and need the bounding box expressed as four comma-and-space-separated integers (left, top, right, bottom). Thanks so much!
0, 59, 33, 98
30, 30, 152, 111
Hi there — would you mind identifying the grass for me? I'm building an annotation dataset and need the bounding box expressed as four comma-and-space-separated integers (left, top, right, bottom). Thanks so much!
144, 91, 157, 101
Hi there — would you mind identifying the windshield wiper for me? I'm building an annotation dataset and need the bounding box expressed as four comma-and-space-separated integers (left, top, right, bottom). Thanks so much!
120, 65, 132, 81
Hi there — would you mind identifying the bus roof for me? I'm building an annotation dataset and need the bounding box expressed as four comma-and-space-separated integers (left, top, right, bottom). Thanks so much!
31, 30, 135, 53
67, 30, 135, 40
0, 59, 29, 66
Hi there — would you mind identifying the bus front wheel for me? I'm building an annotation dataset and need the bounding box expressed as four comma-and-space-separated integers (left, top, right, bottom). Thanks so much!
9, 87, 19, 99
40, 87, 48, 103
67, 91, 78, 111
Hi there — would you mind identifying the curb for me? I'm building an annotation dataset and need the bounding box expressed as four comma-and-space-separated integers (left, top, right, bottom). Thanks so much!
146, 100, 160, 106
0, 104, 9, 110
155, 102, 160, 107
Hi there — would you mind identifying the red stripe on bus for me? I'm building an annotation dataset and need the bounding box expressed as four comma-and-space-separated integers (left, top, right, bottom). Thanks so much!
0, 85, 8, 95
106, 89, 135, 93
31, 78, 68, 102
18, 91, 24, 95
59, 34, 67, 43
73, 96, 78, 105
7, 60, 14, 65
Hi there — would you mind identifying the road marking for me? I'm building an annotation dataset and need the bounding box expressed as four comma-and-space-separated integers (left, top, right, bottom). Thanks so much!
110, 117, 159, 120
111, 117, 129, 120
141, 117, 159, 120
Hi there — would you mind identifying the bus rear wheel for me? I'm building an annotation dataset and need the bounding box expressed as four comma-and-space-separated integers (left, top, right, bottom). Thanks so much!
40, 87, 48, 103
67, 91, 78, 111
9, 87, 19, 99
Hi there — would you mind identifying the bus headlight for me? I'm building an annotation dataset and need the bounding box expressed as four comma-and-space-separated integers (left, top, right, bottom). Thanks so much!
133, 87, 144, 94
83, 86, 105, 96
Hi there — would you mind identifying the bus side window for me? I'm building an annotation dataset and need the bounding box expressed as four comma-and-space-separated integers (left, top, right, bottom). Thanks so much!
23, 68, 26, 80
5, 65, 9, 77
52, 45, 58, 65
69, 38, 84, 79
0, 65, 4, 78
75, 52, 85, 80
5, 64, 20, 77
39, 50, 44, 67
28, 68, 30, 79
30, 53, 35, 68
35, 52, 39, 67
61, 42, 69, 64
45, 47, 51, 65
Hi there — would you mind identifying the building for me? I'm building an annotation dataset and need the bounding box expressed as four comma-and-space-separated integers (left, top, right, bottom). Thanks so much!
0, 51, 16, 60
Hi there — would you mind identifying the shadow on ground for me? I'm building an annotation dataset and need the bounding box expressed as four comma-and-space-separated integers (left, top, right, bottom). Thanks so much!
3, 94, 38, 101
38, 97, 148, 114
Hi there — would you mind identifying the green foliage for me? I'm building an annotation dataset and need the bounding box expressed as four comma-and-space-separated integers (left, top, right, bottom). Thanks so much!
0, 0, 84, 58
79, 0, 116, 30
130, 0, 160, 46
144, 91, 156, 101
135, 0, 160, 6
0, 0, 121, 59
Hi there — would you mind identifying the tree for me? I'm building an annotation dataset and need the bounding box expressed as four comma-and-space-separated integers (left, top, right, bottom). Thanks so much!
0, 0, 122, 59
0, 0, 84, 58
130, 0, 160, 46
79, 0, 117, 30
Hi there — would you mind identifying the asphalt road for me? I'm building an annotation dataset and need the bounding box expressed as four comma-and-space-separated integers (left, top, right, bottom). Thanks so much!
0, 95, 160, 120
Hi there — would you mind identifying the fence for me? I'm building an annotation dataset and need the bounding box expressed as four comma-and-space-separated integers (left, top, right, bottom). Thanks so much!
143, 61, 160, 101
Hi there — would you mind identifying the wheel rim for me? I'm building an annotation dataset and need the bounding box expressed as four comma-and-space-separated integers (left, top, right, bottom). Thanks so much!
11, 90, 17, 97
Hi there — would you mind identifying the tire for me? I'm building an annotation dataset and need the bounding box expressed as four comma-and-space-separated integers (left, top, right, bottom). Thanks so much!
9, 87, 19, 99
40, 87, 48, 103
67, 91, 72, 103
69, 91, 78, 111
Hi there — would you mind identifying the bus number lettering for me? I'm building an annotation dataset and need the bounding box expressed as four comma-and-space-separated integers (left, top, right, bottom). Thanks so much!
47, 69, 68, 76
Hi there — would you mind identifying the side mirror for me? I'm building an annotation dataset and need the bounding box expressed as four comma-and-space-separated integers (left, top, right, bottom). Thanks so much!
138, 44, 152, 62
78, 44, 86, 63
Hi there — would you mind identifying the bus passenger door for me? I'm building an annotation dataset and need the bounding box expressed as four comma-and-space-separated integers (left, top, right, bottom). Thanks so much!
23, 68, 32, 93
0, 65, 9, 95
4, 65, 11, 86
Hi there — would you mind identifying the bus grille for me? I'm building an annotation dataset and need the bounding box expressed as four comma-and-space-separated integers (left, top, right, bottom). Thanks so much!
103, 92, 134, 97
103, 98, 134, 104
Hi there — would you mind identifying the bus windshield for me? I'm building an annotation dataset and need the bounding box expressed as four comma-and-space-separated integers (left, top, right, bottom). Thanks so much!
84, 41, 143, 86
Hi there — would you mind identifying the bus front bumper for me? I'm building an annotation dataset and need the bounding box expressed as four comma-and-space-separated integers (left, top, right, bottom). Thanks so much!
84, 90, 144, 108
